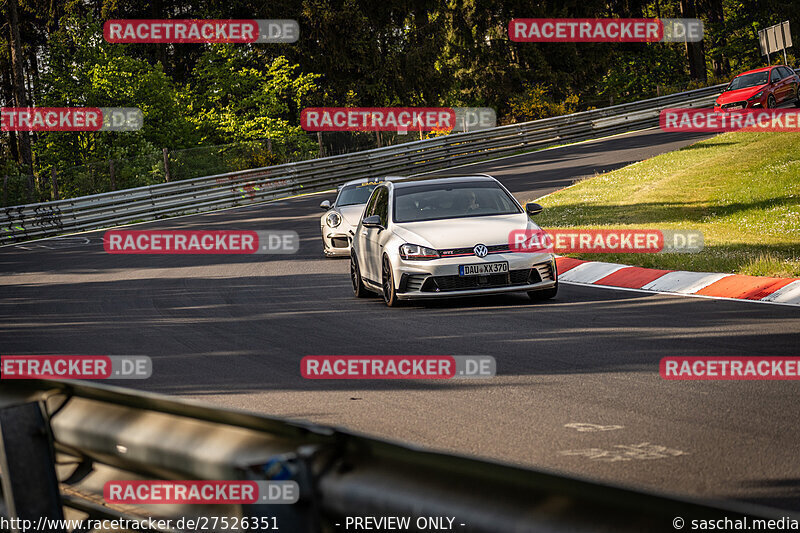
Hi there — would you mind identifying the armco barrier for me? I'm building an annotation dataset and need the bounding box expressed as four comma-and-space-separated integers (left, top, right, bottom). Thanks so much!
0, 379, 787, 533
1, 83, 726, 244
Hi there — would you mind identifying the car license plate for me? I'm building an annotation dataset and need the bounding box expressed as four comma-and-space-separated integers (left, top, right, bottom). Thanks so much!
727, 105, 743, 110
459, 262, 509, 276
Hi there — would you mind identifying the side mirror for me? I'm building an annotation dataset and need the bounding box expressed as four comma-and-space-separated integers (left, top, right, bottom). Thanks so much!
320, 200, 332, 210
525, 202, 544, 216
362, 215, 382, 228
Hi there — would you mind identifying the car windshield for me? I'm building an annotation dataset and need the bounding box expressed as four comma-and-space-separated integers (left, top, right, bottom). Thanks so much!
727, 71, 769, 91
336, 182, 381, 206
393, 182, 521, 223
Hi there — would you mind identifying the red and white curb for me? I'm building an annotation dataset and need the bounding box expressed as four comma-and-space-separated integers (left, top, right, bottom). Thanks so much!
555, 257, 800, 307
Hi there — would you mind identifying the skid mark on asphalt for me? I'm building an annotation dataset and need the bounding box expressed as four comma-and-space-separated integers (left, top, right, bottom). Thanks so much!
559, 442, 687, 462
564, 422, 624, 432
11, 236, 98, 250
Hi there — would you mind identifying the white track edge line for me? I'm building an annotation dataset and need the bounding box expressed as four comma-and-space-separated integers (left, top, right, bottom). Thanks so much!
560, 280, 800, 308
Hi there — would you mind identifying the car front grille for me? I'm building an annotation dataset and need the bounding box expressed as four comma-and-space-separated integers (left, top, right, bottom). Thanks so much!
721, 101, 747, 110
437, 244, 512, 257
420, 268, 540, 292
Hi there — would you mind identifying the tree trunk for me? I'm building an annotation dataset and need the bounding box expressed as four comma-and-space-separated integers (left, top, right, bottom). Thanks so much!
704, 0, 729, 78
151, 0, 168, 71
28, 45, 41, 102
1, 57, 20, 163
8, 0, 35, 183
680, 0, 707, 82
48, 0, 61, 33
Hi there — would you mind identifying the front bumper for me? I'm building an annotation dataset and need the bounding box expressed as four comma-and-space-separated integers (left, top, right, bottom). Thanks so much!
396, 279, 556, 300
392, 253, 557, 300
714, 99, 764, 111
321, 229, 353, 257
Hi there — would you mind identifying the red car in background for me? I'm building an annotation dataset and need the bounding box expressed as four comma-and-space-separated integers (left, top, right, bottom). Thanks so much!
714, 65, 800, 111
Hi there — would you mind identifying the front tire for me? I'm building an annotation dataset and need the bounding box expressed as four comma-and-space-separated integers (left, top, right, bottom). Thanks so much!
528, 281, 558, 301
382, 255, 400, 307
351, 253, 369, 298
767, 94, 777, 108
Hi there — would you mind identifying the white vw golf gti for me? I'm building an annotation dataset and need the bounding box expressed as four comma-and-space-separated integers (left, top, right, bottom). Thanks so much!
350, 174, 558, 306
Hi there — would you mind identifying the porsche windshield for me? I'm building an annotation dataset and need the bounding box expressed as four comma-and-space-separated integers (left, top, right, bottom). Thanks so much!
336, 183, 380, 206
393, 182, 521, 223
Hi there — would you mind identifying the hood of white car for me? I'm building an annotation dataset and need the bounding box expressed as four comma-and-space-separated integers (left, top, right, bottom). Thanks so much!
392, 213, 538, 249
338, 205, 367, 227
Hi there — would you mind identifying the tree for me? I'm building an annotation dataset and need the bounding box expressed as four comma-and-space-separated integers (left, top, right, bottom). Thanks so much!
181, 46, 320, 144
34, 16, 196, 171
680, 0, 707, 81
7, 0, 34, 187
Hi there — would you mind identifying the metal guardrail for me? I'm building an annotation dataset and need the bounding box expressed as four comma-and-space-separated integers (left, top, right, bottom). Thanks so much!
0, 379, 787, 533
0, 83, 726, 244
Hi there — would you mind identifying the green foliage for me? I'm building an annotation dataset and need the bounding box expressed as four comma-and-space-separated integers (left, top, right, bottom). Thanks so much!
180, 46, 319, 146
505, 84, 579, 124
532, 132, 800, 278
33, 16, 196, 172
594, 43, 689, 105
1, 0, 798, 206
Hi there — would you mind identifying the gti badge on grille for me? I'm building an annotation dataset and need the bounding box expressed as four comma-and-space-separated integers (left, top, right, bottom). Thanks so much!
473, 244, 488, 258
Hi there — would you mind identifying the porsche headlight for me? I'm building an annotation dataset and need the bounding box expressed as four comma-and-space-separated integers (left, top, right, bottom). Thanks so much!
326, 211, 342, 228
400, 243, 439, 260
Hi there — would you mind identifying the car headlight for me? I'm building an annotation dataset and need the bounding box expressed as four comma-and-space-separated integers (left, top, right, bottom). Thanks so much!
399, 243, 439, 260
748, 91, 764, 101
326, 212, 341, 228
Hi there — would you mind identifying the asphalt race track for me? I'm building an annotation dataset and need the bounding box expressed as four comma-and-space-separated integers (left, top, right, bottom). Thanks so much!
3, 127, 800, 511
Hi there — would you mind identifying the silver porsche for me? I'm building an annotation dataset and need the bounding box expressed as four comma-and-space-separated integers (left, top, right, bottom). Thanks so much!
319, 178, 388, 257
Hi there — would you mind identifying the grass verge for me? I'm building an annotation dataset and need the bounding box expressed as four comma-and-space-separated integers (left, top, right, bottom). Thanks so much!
528, 131, 800, 277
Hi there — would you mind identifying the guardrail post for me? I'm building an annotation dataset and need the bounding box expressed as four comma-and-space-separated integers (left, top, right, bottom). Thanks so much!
243, 447, 321, 533
50, 168, 59, 201
109, 160, 116, 190
316, 132, 324, 157
162, 147, 171, 182
0, 402, 65, 533
26, 173, 35, 203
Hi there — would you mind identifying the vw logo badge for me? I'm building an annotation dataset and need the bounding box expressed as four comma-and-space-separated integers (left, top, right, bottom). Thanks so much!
473, 244, 488, 257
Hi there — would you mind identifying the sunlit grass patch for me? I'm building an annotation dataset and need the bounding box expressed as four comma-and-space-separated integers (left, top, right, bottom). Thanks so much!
530, 132, 800, 277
